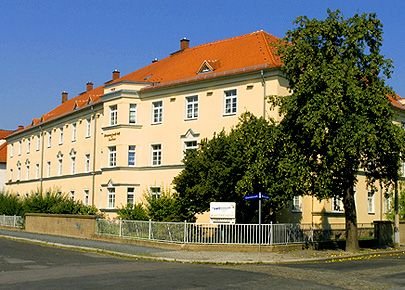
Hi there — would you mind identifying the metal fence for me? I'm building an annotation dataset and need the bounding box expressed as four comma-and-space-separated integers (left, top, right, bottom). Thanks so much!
0, 215, 24, 228
96, 219, 308, 245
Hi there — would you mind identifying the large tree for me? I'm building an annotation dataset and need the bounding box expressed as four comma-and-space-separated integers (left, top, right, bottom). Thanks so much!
277, 10, 404, 251
173, 112, 290, 223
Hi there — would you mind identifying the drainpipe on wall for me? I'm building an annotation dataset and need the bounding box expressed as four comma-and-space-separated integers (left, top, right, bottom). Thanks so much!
261, 70, 266, 119
91, 106, 97, 207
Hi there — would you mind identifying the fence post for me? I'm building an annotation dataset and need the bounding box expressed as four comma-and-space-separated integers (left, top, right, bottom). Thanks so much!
270, 222, 273, 246
148, 219, 152, 240
183, 220, 187, 244
13, 215, 16, 228
119, 218, 122, 237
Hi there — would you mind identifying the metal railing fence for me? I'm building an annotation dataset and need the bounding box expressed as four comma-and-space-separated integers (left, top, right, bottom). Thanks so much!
0, 215, 24, 228
96, 219, 308, 245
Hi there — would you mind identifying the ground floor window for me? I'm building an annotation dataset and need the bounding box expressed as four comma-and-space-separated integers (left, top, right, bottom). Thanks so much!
84, 190, 89, 205
368, 190, 375, 214
332, 196, 344, 212
127, 187, 134, 205
149, 187, 161, 199
108, 188, 115, 208
292, 196, 302, 212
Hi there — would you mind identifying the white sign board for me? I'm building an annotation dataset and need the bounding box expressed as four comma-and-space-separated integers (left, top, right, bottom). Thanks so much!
210, 202, 236, 224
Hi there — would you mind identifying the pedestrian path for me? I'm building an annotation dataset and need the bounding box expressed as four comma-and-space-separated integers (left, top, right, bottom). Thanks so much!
0, 228, 403, 264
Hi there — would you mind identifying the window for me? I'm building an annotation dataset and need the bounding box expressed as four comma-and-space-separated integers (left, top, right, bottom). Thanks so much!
85, 154, 91, 172
150, 187, 161, 199
184, 140, 198, 153
151, 144, 162, 166
129, 104, 137, 124
84, 190, 89, 205
36, 135, 40, 151
368, 190, 375, 213
47, 132, 52, 148
108, 146, 117, 167
71, 123, 77, 142
10, 144, 13, 157
58, 158, 63, 176
9, 169, 13, 181
59, 128, 64, 145
107, 188, 115, 208
71, 156, 76, 174
26, 165, 30, 180
185, 95, 198, 119
152, 101, 163, 124
27, 139, 31, 154
384, 194, 392, 214
85, 118, 91, 138
70, 191, 75, 200
128, 145, 136, 166
332, 197, 344, 212
17, 164, 21, 180
47, 161, 51, 177
224, 89, 237, 115
292, 196, 302, 212
127, 187, 135, 205
35, 164, 40, 179
18, 141, 22, 155
110, 105, 118, 126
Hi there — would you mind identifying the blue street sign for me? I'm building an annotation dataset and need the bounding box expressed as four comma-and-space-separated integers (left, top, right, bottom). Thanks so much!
243, 192, 270, 200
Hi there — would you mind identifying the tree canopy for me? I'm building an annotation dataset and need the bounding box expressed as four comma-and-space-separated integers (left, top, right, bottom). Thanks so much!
276, 9, 404, 251
174, 112, 290, 223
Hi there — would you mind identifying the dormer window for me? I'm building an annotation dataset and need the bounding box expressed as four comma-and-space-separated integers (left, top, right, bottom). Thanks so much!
197, 60, 219, 74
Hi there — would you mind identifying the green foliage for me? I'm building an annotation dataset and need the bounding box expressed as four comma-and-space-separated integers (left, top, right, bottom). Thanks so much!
117, 203, 149, 221
0, 190, 98, 216
174, 112, 289, 223
145, 189, 185, 222
0, 192, 24, 215
386, 189, 405, 220
276, 10, 404, 250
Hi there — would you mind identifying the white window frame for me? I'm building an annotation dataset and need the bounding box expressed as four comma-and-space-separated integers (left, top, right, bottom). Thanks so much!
292, 196, 302, 212
26, 165, 30, 180
27, 138, 31, 154
107, 188, 116, 208
149, 186, 161, 199
71, 156, 76, 174
47, 132, 52, 148
152, 101, 163, 124
58, 158, 63, 176
71, 123, 77, 142
70, 190, 75, 200
84, 189, 89, 205
151, 144, 162, 166
85, 154, 91, 173
59, 127, 64, 145
47, 161, 51, 177
331, 196, 344, 212
368, 190, 375, 214
184, 140, 198, 155
127, 187, 135, 205
108, 146, 117, 167
185, 95, 198, 120
18, 140, 22, 155
129, 104, 137, 124
224, 89, 237, 115
85, 118, 91, 138
35, 163, 40, 179
110, 105, 118, 126
128, 145, 136, 166
36, 135, 40, 151
17, 164, 21, 180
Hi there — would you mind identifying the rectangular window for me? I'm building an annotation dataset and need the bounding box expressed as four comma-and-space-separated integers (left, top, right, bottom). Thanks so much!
128, 145, 136, 166
71, 156, 76, 174
185, 95, 198, 119
150, 187, 161, 200
184, 140, 198, 153
17, 166, 21, 180
71, 123, 77, 142
85, 154, 91, 172
129, 104, 137, 124
332, 197, 344, 212
152, 101, 163, 124
109, 146, 117, 167
108, 188, 115, 208
59, 128, 64, 145
26, 165, 30, 180
18, 141, 22, 155
27, 139, 31, 154
224, 89, 237, 115
35, 164, 40, 179
47, 161, 51, 177
368, 190, 375, 213
292, 196, 302, 212
127, 187, 135, 205
110, 105, 118, 126
36, 135, 40, 151
58, 159, 63, 176
70, 191, 75, 200
151, 144, 162, 166
47, 132, 52, 148
84, 190, 89, 205
384, 194, 392, 214
86, 118, 91, 138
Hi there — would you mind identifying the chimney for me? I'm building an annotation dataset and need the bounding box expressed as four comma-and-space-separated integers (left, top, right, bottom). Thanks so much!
61, 91, 68, 104
152, 58, 158, 63
112, 69, 120, 80
86, 82, 94, 92
180, 37, 189, 50
18, 125, 24, 131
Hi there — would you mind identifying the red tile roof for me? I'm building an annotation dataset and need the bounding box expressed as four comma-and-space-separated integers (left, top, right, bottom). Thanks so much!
0, 142, 7, 163
0, 130, 13, 140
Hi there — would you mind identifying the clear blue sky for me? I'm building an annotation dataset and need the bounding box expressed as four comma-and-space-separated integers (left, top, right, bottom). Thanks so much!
1, 0, 404, 129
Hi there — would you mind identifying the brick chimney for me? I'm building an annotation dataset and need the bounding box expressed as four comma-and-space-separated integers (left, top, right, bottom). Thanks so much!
86, 82, 94, 92
180, 37, 189, 50
112, 69, 120, 80
61, 91, 68, 104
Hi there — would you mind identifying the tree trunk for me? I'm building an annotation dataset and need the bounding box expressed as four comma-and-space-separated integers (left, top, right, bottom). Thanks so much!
343, 186, 359, 251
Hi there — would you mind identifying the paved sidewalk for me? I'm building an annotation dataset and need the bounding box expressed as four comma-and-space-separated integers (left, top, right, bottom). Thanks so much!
0, 228, 403, 264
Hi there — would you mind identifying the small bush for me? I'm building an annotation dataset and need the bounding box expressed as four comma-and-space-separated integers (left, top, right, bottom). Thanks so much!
145, 189, 184, 222
117, 204, 148, 221
0, 192, 24, 215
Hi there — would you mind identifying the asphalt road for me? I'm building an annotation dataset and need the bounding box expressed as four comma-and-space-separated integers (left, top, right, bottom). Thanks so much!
0, 238, 404, 289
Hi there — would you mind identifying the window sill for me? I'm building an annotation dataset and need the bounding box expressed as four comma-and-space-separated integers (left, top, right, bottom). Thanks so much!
151, 122, 162, 126
184, 117, 198, 121
223, 113, 237, 117
368, 212, 375, 215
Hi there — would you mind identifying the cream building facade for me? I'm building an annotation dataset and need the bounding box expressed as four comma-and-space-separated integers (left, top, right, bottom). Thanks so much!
5, 31, 403, 225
